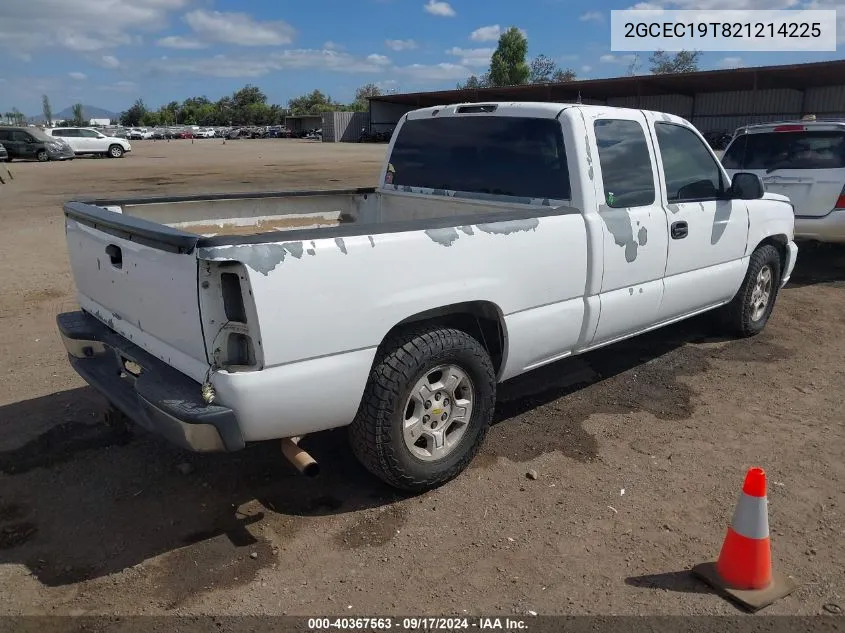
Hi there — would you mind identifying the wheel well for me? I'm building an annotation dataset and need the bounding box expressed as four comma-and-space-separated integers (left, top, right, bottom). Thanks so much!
756, 234, 788, 271
385, 301, 507, 375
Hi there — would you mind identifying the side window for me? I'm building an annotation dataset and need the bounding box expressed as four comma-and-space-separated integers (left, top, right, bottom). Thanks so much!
13, 131, 32, 142
51, 129, 65, 137
0, 130, 9, 141
594, 119, 656, 208
655, 123, 724, 201
79, 129, 96, 138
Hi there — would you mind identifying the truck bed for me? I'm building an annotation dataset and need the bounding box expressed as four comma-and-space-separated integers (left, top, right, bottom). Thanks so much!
79, 186, 565, 240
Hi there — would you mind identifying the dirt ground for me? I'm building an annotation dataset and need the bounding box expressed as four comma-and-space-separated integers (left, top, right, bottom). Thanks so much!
0, 139, 843, 618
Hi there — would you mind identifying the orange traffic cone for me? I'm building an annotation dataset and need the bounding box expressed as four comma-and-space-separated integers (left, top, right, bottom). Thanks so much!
692, 467, 797, 611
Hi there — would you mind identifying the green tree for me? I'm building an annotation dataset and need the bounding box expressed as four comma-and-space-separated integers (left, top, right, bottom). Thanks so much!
9, 108, 24, 125
287, 89, 339, 115
529, 54, 556, 83
551, 68, 576, 82
352, 83, 382, 111
120, 99, 147, 127
70, 103, 85, 126
457, 73, 491, 89
41, 95, 53, 126
649, 50, 701, 74
488, 27, 530, 87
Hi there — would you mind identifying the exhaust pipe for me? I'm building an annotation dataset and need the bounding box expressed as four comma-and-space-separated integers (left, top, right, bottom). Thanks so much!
280, 437, 320, 477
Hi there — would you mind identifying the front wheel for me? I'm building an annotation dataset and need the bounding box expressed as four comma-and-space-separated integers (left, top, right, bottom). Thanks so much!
349, 327, 496, 492
108, 144, 124, 158
36, 150, 48, 162
719, 244, 782, 337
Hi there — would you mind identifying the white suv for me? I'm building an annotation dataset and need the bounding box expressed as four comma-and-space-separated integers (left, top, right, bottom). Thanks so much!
45, 127, 132, 158
722, 119, 845, 243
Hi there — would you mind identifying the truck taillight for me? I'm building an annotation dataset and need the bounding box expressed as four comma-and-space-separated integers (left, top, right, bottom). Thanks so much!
835, 187, 845, 210
199, 261, 263, 371
773, 124, 806, 133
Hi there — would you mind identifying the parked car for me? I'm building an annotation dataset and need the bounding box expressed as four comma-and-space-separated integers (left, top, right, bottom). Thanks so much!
722, 118, 845, 243
0, 126, 75, 161
45, 127, 132, 158
56, 103, 796, 492
176, 130, 195, 139
0, 143, 7, 162
126, 128, 152, 140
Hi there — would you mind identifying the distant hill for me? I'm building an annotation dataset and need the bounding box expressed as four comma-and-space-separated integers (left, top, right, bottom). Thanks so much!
29, 104, 121, 124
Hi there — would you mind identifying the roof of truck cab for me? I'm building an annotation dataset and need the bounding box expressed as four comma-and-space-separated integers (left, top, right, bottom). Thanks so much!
403, 102, 689, 125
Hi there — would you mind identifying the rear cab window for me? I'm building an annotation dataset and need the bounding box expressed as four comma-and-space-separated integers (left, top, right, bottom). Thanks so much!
723, 129, 845, 171
385, 115, 570, 201
593, 118, 656, 208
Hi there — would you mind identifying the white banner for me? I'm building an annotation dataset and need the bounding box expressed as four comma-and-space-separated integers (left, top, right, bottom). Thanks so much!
610, 9, 837, 52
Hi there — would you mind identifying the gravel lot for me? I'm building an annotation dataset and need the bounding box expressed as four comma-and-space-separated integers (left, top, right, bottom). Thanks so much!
0, 139, 843, 617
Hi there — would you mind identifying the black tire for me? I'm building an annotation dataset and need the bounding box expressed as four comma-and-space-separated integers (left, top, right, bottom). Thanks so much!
108, 144, 124, 158
36, 150, 48, 162
349, 326, 496, 492
719, 244, 782, 337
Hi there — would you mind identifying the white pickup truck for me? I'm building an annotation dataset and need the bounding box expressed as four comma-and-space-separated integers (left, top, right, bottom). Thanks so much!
57, 102, 797, 492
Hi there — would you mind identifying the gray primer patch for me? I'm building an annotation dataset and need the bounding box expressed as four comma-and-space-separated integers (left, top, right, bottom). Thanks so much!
425, 227, 460, 247
629, 287, 634, 295
283, 241, 304, 259
199, 243, 289, 276
306, 248, 316, 256
637, 226, 648, 246
335, 237, 348, 254
668, 203, 681, 214
711, 203, 731, 245
542, 199, 551, 207
368, 235, 375, 247
458, 225, 474, 236
588, 165, 594, 181
599, 205, 638, 263
476, 218, 540, 235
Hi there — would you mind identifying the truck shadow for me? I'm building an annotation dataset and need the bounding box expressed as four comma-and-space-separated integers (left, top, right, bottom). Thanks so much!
785, 240, 845, 288
0, 315, 784, 589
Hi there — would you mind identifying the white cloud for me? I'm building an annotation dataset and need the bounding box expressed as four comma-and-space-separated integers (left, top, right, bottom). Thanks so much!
395, 62, 470, 80
386, 38, 418, 51
470, 25, 501, 41
445, 46, 493, 67
582, 65, 593, 72
719, 56, 744, 68
423, 0, 456, 17
0, 0, 191, 55
600, 53, 637, 63
147, 49, 392, 78
99, 55, 121, 69
98, 81, 138, 92
156, 35, 206, 49
324, 40, 343, 50
69, 71, 87, 80
579, 11, 604, 21
183, 9, 296, 46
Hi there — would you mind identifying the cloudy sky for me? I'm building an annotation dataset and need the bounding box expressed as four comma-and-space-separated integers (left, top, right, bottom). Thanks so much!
0, 0, 843, 115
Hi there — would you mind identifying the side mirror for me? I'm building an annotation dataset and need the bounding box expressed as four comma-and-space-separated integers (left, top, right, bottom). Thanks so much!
729, 172, 764, 200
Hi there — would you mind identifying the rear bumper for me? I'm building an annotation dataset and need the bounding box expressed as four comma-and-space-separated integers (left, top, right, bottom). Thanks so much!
795, 210, 845, 243
57, 311, 244, 453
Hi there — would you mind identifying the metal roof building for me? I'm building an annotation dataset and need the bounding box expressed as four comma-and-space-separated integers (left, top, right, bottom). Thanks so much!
367, 59, 845, 136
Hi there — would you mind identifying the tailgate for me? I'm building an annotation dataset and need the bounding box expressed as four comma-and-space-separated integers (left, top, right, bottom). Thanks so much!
64, 202, 209, 383
760, 169, 844, 218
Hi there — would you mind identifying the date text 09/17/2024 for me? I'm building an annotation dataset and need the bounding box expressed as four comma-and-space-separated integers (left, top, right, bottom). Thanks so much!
306, 617, 529, 630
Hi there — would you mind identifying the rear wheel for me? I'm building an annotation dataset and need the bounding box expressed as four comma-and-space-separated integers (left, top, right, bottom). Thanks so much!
36, 149, 48, 162
108, 144, 124, 158
349, 326, 496, 492
719, 244, 782, 337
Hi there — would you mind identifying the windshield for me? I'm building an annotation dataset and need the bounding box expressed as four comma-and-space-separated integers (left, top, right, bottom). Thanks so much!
387, 115, 570, 200
28, 128, 53, 142
722, 130, 845, 170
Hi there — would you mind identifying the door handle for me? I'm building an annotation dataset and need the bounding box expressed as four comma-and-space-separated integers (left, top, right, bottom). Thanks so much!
671, 221, 688, 240
105, 244, 123, 269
